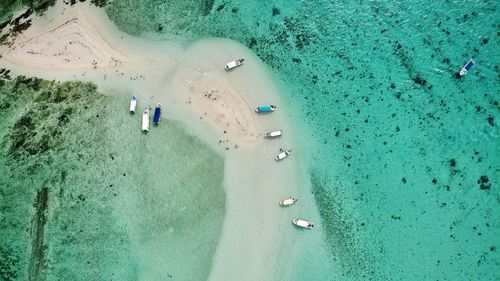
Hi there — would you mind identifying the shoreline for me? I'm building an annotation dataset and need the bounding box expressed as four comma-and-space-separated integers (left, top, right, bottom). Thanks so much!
0, 2, 315, 280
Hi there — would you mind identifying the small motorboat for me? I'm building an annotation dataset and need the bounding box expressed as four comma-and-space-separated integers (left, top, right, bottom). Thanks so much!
130, 95, 137, 114
153, 103, 161, 125
459, 59, 474, 76
141, 107, 149, 133
275, 149, 291, 161
225, 58, 244, 70
264, 130, 283, 139
293, 219, 314, 229
280, 197, 298, 206
255, 105, 277, 113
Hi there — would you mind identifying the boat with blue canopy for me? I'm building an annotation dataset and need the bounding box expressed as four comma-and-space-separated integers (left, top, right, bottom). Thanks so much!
153, 103, 161, 125
255, 104, 277, 113
459, 59, 474, 76
129, 95, 137, 114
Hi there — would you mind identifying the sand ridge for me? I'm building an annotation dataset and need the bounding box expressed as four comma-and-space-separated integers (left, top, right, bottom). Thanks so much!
3, 9, 127, 70
0, 4, 262, 144
0, 2, 309, 281
171, 60, 259, 142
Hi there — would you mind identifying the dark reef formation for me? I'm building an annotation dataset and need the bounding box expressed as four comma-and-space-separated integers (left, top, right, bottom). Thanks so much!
1, 0, 498, 278
28, 186, 49, 281
0, 74, 116, 280
2, 76, 99, 169
0, 0, 110, 45
0, 71, 225, 280
311, 171, 382, 280
95, 1, 496, 278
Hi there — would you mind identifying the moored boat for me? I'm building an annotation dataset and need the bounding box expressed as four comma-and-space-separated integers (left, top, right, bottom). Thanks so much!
264, 130, 283, 139
255, 105, 277, 113
275, 149, 291, 161
280, 197, 298, 206
459, 58, 474, 76
225, 58, 245, 70
130, 95, 137, 114
293, 219, 314, 229
153, 103, 161, 125
142, 107, 149, 133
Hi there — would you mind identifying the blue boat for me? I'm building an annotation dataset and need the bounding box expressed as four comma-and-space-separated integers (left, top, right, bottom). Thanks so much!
255, 104, 277, 113
153, 103, 161, 125
459, 59, 474, 76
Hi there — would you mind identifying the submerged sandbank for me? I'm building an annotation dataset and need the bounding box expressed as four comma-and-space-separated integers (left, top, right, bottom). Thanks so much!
0, 2, 322, 280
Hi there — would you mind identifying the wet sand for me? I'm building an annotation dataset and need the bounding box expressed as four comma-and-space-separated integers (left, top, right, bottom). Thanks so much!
0, 2, 311, 280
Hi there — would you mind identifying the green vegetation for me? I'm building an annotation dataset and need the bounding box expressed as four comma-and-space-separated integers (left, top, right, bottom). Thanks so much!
1, 75, 99, 165
0, 74, 119, 280
105, 0, 214, 36
0, 0, 55, 23
0, 0, 23, 24
0, 72, 225, 280
90, 0, 107, 8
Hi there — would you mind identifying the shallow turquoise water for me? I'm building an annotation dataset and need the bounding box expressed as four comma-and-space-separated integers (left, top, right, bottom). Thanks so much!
105, 0, 500, 279
0, 0, 497, 280
0, 77, 225, 280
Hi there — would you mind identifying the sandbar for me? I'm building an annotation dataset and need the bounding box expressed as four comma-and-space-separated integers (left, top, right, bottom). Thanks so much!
0, 2, 316, 280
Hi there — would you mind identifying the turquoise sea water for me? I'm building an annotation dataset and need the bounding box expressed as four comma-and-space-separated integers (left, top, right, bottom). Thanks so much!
104, 0, 500, 279
0, 77, 225, 280
0, 0, 498, 280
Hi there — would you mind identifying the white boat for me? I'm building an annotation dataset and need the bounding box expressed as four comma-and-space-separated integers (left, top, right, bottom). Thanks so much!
293, 219, 314, 229
141, 107, 149, 133
264, 130, 283, 139
130, 95, 137, 114
459, 58, 474, 76
225, 58, 244, 70
280, 197, 298, 206
275, 149, 291, 161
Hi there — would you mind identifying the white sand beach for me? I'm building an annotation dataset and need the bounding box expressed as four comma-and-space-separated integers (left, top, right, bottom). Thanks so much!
0, 2, 324, 280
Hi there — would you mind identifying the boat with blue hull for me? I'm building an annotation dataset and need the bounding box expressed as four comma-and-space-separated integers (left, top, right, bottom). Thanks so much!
153, 103, 162, 125
459, 59, 474, 76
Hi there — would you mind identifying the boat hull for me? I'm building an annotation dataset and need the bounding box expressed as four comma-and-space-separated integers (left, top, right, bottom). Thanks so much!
275, 150, 291, 161
255, 105, 276, 113
130, 96, 137, 114
153, 105, 161, 125
459, 59, 474, 76
142, 110, 149, 132
280, 198, 297, 206
265, 130, 282, 138
225, 58, 244, 70
293, 219, 314, 229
